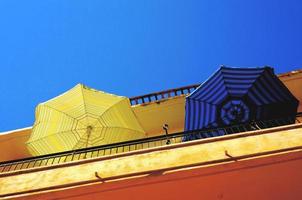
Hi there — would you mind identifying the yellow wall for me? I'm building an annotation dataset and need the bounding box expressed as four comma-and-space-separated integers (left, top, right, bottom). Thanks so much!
279, 70, 302, 112
1, 123, 302, 199
132, 95, 185, 136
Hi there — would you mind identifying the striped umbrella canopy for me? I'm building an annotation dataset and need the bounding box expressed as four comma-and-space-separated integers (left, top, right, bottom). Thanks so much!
27, 84, 145, 156
185, 66, 299, 133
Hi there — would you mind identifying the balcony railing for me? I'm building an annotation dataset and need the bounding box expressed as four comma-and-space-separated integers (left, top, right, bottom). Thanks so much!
0, 113, 301, 174
129, 84, 199, 105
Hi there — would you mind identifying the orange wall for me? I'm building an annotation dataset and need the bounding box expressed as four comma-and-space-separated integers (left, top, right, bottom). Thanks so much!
10, 150, 302, 200
0, 128, 31, 161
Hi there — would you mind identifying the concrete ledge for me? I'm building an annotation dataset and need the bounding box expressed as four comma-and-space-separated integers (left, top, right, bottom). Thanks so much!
0, 124, 302, 197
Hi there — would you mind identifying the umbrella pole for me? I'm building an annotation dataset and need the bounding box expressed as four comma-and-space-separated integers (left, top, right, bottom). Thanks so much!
85, 126, 93, 148
83, 126, 93, 159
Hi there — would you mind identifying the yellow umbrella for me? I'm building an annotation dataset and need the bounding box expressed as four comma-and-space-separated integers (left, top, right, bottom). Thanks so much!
27, 84, 145, 156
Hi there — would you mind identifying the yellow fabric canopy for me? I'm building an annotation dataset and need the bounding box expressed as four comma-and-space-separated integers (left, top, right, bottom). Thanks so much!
27, 84, 145, 156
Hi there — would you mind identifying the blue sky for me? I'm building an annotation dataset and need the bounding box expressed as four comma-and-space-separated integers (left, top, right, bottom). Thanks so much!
0, 0, 301, 131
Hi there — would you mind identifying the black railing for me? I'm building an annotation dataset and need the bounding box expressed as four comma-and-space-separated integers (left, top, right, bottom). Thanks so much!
129, 84, 199, 105
0, 113, 301, 174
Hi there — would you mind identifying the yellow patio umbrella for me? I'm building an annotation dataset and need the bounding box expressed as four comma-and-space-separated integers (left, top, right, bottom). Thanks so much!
27, 84, 145, 156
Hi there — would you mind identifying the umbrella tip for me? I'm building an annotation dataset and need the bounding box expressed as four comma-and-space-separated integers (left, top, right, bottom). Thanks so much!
76, 83, 92, 90
77, 83, 85, 87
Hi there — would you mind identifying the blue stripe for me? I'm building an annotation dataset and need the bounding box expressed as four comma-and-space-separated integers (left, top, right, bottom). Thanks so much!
207, 85, 228, 104
224, 79, 255, 84
193, 100, 199, 129
263, 70, 290, 100
197, 102, 201, 129
212, 90, 228, 104
195, 75, 225, 100
210, 105, 216, 125
185, 66, 298, 133
203, 103, 209, 128
222, 69, 265, 74
225, 84, 253, 89
248, 81, 270, 104
201, 102, 206, 128
190, 71, 223, 99
257, 75, 280, 102
189, 100, 194, 130
247, 92, 262, 105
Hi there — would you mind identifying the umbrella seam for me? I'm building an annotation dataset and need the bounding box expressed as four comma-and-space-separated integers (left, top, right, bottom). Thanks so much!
127, 99, 146, 134
39, 104, 86, 127
88, 98, 132, 128
242, 67, 271, 104
28, 127, 144, 146
26, 128, 88, 144
70, 127, 144, 150
80, 84, 88, 125
187, 67, 222, 98
80, 84, 90, 148
95, 97, 126, 118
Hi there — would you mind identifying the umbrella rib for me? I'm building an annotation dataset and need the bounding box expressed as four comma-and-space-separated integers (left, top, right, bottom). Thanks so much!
41, 104, 86, 127
89, 98, 126, 127
189, 67, 222, 98
77, 88, 126, 128
91, 126, 145, 133
101, 98, 125, 116
71, 126, 144, 150
220, 70, 230, 96
72, 138, 85, 150
80, 85, 89, 125
79, 84, 94, 148
188, 98, 218, 107
28, 126, 143, 145
242, 69, 267, 103
72, 131, 93, 150
26, 128, 88, 144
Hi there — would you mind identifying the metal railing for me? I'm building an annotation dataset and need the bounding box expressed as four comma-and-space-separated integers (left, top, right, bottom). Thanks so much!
129, 84, 199, 105
0, 113, 301, 174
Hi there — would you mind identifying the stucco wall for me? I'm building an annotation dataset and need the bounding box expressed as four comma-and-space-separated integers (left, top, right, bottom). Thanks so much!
1, 124, 302, 199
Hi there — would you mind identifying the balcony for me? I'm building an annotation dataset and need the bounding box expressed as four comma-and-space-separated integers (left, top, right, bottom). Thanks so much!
0, 112, 301, 174
0, 113, 302, 199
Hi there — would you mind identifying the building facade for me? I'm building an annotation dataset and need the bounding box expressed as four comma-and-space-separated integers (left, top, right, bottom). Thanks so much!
0, 69, 301, 200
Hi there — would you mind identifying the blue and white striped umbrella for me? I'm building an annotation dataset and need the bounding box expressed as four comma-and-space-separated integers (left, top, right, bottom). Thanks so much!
185, 66, 299, 133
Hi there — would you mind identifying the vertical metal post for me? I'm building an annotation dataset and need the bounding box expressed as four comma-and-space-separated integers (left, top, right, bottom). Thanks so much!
163, 124, 170, 145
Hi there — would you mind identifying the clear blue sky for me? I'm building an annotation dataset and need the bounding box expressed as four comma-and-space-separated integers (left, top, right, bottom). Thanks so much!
0, 0, 301, 131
